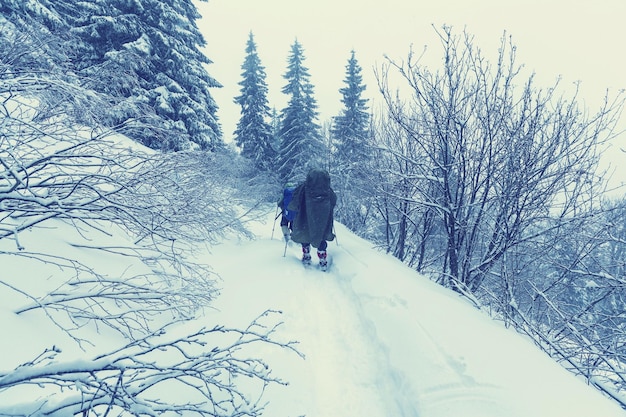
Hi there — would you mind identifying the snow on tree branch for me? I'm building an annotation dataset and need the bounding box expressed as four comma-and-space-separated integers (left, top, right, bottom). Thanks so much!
0, 311, 302, 417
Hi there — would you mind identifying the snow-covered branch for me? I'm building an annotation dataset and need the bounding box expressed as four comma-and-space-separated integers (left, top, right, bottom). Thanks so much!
0, 26, 286, 416
0, 311, 302, 417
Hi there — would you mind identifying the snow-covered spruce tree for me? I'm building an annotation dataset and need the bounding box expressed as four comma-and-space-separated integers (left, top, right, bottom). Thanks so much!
234, 32, 276, 171
80, 0, 222, 150
332, 50, 371, 167
0, 2, 75, 80
270, 106, 282, 151
1, 0, 222, 151
276, 39, 326, 182
0, 23, 296, 416
331, 50, 373, 233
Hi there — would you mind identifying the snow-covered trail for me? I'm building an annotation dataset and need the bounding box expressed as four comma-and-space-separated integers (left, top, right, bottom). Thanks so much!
204, 208, 625, 417
206, 224, 412, 416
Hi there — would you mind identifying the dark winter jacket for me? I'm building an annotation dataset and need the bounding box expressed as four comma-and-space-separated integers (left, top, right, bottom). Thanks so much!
287, 169, 337, 248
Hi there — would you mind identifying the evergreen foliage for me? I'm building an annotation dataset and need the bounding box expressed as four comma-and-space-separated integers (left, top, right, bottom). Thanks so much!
234, 32, 276, 170
270, 107, 282, 151
0, 0, 222, 151
331, 50, 373, 233
332, 50, 371, 164
0, 1, 72, 72
276, 40, 325, 181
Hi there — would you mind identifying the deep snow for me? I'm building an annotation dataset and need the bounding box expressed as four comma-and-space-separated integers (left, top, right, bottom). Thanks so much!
1, 206, 625, 416
205, 208, 626, 417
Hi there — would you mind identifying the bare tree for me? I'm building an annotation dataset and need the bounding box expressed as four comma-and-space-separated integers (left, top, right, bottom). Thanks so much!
493, 199, 626, 406
373, 25, 626, 403
368, 108, 446, 270
375, 26, 624, 295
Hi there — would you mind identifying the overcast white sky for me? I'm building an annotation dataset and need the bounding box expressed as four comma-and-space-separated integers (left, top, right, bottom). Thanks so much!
197, 0, 625, 184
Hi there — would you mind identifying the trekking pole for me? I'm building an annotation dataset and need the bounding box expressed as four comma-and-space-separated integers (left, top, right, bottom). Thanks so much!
271, 205, 279, 240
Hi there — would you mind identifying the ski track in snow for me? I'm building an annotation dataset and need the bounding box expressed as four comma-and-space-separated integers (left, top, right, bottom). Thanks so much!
336, 237, 522, 417
208, 237, 409, 416
3, 208, 625, 415
204, 210, 625, 417
331, 236, 519, 417
207, 223, 520, 417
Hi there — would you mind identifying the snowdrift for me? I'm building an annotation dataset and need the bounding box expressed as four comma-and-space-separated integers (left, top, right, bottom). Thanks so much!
205, 208, 626, 417
0, 206, 624, 416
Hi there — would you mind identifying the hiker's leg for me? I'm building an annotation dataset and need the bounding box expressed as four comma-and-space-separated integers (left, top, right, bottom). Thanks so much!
280, 216, 290, 241
317, 241, 328, 269
301, 243, 311, 264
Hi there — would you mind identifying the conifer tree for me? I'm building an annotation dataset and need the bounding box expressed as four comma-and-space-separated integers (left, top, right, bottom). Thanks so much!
276, 40, 325, 181
2, 0, 222, 151
270, 107, 282, 151
332, 50, 371, 165
79, 0, 222, 151
331, 50, 372, 233
234, 32, 276, 170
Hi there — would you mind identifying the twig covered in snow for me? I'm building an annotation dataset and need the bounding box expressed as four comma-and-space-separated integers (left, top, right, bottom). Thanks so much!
0, 311, 302, 416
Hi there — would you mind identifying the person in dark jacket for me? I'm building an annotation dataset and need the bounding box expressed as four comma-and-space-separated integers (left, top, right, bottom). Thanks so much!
286, 168, 337, 268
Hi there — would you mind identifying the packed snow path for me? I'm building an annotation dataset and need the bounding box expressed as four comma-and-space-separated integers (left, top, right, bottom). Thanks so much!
205, 209, 624, 417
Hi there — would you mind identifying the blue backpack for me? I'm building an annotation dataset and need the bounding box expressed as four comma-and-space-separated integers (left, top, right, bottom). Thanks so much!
282, 185, 297, 222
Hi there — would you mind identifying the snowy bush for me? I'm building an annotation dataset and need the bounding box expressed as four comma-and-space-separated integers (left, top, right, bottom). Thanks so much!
0, 25, 294, 415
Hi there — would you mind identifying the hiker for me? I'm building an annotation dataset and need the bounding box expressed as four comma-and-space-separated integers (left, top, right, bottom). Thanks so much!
277, 182, 297, 242
286, 168, 337, 270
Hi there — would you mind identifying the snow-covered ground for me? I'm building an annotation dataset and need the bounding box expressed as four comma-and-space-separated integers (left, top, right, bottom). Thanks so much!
1, 206, 625, 416
206, 208, 626, 417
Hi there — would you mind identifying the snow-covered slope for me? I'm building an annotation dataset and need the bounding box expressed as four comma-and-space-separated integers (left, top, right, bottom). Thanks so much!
205, 207, 626, 417
1, 205, 624, 416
